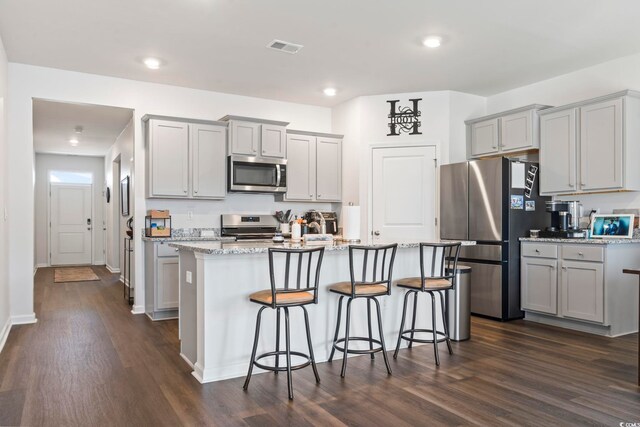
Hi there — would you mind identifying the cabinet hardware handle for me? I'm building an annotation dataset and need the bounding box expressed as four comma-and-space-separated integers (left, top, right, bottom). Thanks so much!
374, 231, 381, 236
535, 249, 540, 253
562, 266, 567, 270
310, 194, 313, 197
578, 252, 583, 256
175, 248, 179, 252
318, 194, 322, 198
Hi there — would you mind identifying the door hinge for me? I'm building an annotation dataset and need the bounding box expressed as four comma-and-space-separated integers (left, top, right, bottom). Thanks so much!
434, 158, 438, 167
435, 218, 438, 226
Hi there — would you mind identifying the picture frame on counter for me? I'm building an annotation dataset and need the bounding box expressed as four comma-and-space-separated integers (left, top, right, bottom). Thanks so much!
590, 214, 634, 239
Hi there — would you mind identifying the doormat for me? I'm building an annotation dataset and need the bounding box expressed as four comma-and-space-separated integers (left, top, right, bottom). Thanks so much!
54, 267, 100, 283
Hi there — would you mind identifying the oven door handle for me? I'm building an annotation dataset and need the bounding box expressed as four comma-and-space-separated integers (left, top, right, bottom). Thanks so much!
276, 164, 282, 187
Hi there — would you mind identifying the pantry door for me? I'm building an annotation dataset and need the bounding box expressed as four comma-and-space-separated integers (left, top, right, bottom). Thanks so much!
50, 183, 93, 265
371, 145, 437, 243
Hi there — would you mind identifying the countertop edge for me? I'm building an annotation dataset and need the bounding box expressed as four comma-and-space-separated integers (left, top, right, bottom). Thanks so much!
520, 237, 640, 245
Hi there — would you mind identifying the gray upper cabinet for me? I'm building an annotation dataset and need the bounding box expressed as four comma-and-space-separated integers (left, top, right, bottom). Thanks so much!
191, 124, 226, 199
145, 116, 227, 199
260, 124, 287, 158
285, 133, 316, 201
467, 105, 549, 159
540, 109, 577, 194
282, 131, 342, 203
222, 116, 289, 158
316, 136, 342, 201
579, 98, 623, 191
149, 120, 190, 197
539, 90, 640, 195
470, 118, 499, 157
229, 121, 260, 156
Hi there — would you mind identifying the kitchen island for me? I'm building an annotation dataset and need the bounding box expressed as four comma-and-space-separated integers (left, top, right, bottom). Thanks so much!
170, 239, 475, 383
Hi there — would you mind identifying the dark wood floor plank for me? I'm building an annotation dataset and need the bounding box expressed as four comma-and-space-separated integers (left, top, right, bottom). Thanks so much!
0, 266, 637, 426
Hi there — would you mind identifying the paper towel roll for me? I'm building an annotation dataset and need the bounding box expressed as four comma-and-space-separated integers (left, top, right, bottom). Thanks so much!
342, 205, 361, 241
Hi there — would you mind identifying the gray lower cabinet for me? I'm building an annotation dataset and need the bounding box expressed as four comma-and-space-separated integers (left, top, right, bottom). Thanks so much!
560, 260, 603, 323
282, 130, 342, 202
145, 241, 180, 320
521, 256, 557, 315
521, 241, 638, 336
145, 115, 227, 199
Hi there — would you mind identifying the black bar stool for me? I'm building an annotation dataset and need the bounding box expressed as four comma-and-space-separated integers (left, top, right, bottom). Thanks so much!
243, 247, 325, 400
393, 242, 461, 366
328, 244, 398, 377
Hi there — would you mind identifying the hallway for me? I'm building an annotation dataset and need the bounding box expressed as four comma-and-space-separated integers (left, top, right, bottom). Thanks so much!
0, 267, 638, 426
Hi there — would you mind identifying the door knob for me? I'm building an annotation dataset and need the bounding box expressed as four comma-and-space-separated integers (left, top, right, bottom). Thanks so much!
374, 231, 380, 236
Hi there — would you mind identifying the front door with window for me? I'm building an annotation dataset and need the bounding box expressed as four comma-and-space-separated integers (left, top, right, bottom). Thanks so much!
50, 183, 93, 265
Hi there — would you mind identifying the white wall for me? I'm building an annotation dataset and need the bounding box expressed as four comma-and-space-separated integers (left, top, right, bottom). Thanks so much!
7, 63, 332, 317
332, 90, 485, 238
486, 51, 640, 214
34, 154, 106, 267
0, 34, 11, 345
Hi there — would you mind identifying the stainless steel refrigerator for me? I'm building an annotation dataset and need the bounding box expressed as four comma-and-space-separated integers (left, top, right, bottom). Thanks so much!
440, 157, 550, 320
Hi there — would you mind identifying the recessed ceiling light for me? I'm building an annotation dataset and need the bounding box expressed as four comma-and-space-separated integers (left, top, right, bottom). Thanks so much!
323, 88, 337, 97
143, 57, 162, 70
423, 36, 442, 48
69, 138, 79, 146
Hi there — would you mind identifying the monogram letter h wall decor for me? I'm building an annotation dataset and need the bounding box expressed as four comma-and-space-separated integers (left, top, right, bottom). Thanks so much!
387, 98, 422, 136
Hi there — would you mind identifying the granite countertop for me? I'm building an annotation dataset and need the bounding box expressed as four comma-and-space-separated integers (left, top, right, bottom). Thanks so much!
142, 236, 237, 243
169, 239, 476, 255
520, 237, 640, 245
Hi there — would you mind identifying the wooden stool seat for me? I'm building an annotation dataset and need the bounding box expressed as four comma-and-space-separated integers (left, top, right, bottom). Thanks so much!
328, 281, 388, 296
249, 289, 314, 305
395, 277, 453, 291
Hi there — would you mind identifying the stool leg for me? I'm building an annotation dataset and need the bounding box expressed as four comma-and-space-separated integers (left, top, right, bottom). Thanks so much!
439, 290, 453, 355
243, 306, 266, 391
284, 307, 294, 400
275, 307, 281, 375
302, 306, 320, 384
328, 296, 344, 362
408, 292, 418, 349
430, 292, 440, 366
394, 291, 412, 359
373, 297, 392, 375
367, 298, 375, 360
341, 298, 353, 378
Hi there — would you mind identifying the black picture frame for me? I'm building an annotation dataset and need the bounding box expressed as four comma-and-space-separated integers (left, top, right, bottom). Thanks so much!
121, 176, 130, 216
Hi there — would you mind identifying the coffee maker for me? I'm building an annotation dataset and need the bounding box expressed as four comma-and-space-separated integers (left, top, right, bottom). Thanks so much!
539, 200, 586, 238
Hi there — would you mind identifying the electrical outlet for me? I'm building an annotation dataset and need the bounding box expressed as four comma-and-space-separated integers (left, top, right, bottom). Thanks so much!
186, 271, 192, 284
187, 211, 193, 220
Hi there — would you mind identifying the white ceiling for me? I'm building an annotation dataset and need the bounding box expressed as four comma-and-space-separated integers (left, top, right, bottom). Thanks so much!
33, 100, 133, 156
2, 1, 640, 106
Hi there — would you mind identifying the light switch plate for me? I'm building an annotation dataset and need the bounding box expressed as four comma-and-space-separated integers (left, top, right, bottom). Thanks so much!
186, 271, 192, 284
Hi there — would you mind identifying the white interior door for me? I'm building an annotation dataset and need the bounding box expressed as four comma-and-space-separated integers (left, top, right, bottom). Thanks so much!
50, 183, 92, 265
371, 145, 437, 242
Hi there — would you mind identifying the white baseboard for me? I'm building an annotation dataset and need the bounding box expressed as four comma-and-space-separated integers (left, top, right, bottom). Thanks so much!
11, 313, 38, 325
106, 264, 121, 274
0, 317, 11, 354
131, 305, 145, 315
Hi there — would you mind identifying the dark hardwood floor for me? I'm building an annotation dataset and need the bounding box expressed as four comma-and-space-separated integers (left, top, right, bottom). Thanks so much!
0, 266, 638, 426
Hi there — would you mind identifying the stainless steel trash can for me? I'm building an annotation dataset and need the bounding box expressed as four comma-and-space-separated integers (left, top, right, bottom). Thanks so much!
446, 265, 471, 341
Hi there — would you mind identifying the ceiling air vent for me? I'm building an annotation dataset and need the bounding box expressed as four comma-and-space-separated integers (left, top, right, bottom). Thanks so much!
267, 39, 303, 54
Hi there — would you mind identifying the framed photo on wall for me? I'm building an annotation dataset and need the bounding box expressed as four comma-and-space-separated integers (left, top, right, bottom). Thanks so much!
121, 176, 130, 216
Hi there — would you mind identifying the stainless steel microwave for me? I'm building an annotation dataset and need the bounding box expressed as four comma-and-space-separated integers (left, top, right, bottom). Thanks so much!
228, 155, 287, 193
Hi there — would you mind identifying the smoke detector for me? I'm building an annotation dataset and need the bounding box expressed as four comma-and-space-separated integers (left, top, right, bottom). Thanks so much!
267, 39, 303, 54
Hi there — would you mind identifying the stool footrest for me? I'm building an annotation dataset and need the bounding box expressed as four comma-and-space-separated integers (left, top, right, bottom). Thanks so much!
253, 350, 311, 372
400, 328, 448, 344
332, 336, 385, 355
